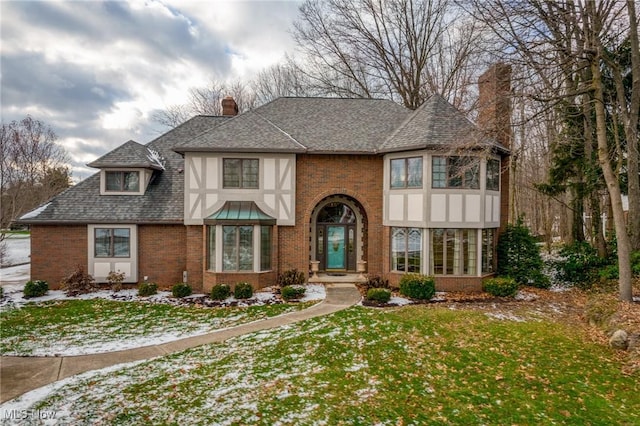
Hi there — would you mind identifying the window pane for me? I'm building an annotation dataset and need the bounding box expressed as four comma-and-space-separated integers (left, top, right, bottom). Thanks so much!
317, 228, 324, 256
238, 226, 253, 271
223, 226, 238, 271
448, 158, 462, 188
390, 159, 405, 188
223, 159, 241, 188
242, 159, 259, 188
482, 229, 495, 273
113, 229, 130, 257
407, 228, 421, 272
207, 226, 216, 271
464, 230, 477, 275
391, 227, 406, 271
445, 230, 456, 274
431, 229, 444, 274
123, 172, 140, 192
465, 160, 480, 189
95, 229, 111, 257
487, 159, 500, 191
105, 172, 121, 191
261, 226, 271, 271
407, 157, 423, 188
432, 157, 446, 188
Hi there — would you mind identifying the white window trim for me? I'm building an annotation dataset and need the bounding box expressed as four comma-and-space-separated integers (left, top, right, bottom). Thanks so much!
100, 169, 149, 195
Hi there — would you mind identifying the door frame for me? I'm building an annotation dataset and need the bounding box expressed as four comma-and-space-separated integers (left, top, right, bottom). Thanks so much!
310, 195, 366, 273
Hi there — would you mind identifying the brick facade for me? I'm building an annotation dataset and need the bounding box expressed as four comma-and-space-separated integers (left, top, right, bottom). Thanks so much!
278, 154, 385, 280
30, 225, 87, 289
138, 224, 186, 289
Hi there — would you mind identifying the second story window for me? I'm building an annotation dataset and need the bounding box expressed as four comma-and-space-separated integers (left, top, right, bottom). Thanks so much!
432, 156, 480, 189
223, 158, 259, 189
105, 171, 140, 192
390, 157, 423, 188
486, 159, 500, 191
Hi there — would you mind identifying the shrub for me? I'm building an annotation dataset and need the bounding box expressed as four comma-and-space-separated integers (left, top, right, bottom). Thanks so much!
172, 283, 192, 298
107, 271, 126, 292
277, 269, 306, 287
137, 282, 158, 297
281, 285, 306, 301
363, 275, 390, 291
234, 282, 253, 299
366, 288, 391, 303
61, 264, 97, 296
0, 286, 3, 299
23, 280, 49, 298
497, 220, 549, 288
483, 277, 519, 297
598, 264, 619, 280
211, 283, 231, 300
399, 273, 435, 300
554, 242, 604, 288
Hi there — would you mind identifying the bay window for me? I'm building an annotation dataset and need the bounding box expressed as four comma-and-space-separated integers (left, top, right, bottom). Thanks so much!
391, 227, 422, 272
486, 159, 500, 191
482, 228, 496, 273
390, 157, 423, 188
430, 229, 477, 275
432, 156, 480, 189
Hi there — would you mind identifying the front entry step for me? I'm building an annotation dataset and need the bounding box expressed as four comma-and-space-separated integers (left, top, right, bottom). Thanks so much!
308, 273, 366, 284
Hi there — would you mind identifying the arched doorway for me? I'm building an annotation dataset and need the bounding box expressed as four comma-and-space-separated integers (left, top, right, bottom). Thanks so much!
310, 196, 367, 272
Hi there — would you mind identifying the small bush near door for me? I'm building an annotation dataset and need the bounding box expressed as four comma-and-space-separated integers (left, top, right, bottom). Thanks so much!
137, 282, 158, 297
211, 283, 231, 300
172, 283, 192, 298
277, 269, 305, 288
234, 282, 253, 299
366, 288, 391, 303
24, 280, 49, 298
281, 285, 306, 301
399, 273, 435, 300
483, 277, 519, 297
61, 265, 98, 296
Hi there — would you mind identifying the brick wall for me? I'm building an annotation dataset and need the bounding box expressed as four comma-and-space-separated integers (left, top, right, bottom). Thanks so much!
185, 225, 204, 292
279, 154, 385, 279
30, 225, 87, 289
138, 224, 186, 289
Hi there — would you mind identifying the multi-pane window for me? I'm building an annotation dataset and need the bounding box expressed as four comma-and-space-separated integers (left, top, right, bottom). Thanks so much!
95, 228, 130, 258
222, 226, 253, 271
223, 159, 259, 188
390, 157, 423, 188
207, 226, 216, 271
391, 227, 421, 272
486, 159, 500, 191
430, 229, 477, 275
482, 228, 496, 273
105, 171, 140, 192
431, 157, 480, 189
260, 226, 272, 271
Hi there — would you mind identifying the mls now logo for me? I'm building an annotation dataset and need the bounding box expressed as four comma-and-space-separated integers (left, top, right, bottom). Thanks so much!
3, 409, 57, 420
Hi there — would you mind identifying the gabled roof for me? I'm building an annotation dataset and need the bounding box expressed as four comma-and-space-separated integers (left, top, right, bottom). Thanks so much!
19, 115, 229, 224
379, 94, 501, 153
87, 140, 164, 170
174, 97, 411, 154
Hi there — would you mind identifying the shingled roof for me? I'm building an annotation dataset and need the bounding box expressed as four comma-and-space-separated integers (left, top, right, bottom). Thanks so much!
19, 115, 229, 224
87, 140, 165, 170
174, 97, 411, 154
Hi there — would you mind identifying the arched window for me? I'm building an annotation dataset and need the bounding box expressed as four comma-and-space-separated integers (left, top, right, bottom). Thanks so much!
317, 203, 356, 224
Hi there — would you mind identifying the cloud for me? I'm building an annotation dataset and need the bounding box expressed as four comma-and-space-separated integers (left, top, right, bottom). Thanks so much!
0, 0, 302, 179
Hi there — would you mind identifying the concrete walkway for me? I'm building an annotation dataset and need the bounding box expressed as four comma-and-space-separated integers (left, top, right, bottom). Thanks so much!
0, 284, 361, 403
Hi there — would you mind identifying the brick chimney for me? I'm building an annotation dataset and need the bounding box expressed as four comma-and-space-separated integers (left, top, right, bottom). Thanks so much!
478, 63, 512, 234
478, 63, 512, 148
221, 96, 238, 116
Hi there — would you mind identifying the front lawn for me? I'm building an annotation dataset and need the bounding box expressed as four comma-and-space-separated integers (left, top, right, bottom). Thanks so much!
0, 299, 318, 356
5, 305, 638, 425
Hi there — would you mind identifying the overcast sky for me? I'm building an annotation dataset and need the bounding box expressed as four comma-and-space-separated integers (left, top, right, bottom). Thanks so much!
1, 0, 302, 180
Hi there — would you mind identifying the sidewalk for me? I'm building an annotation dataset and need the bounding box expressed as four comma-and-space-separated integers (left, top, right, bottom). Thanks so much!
0, 284, 361, 403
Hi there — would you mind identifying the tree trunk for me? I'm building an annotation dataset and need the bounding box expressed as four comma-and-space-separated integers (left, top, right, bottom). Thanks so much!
592, 58, 633, 301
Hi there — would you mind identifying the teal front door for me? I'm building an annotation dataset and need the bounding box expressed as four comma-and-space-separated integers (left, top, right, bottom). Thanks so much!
327, 226, 346, 269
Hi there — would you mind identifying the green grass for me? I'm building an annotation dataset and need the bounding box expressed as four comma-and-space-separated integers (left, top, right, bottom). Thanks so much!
23, 306, 640, 425
1, 230, 30, 236
0, 299, 317, 355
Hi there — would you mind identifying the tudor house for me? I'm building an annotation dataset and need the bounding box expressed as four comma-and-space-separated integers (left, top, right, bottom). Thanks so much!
19, 64, 512, 293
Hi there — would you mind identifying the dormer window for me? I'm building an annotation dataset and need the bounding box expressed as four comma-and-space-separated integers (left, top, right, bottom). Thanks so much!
105, 171, 140, 192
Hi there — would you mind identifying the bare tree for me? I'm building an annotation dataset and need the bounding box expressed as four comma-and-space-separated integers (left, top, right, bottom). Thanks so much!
0, 116, 71, 228
252, 59, 317, 105
152, 79, 257, 129
467, 0, 636, 300
292, 0, 486, 110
